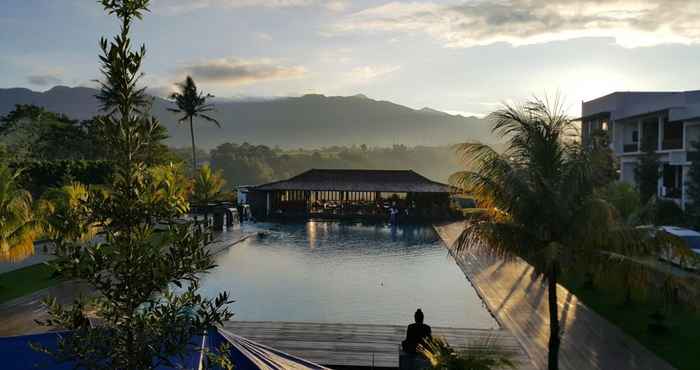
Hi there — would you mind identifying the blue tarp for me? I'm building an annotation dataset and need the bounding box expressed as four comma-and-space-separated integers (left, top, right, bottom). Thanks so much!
0, 328, 330, 370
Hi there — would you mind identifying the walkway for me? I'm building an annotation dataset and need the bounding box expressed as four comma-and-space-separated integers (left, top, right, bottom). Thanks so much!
434, 222, 676, 370
223, 321, 531, 369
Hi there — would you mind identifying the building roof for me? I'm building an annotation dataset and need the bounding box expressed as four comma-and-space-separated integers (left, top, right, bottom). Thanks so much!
253, 169, 451, 193
582, 90, 700, 123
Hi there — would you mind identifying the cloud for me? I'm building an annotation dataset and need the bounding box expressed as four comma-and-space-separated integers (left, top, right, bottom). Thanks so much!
155, 0, 348, 14
254, 32, 273, 41
27, 70, 63, 86
179, 58, 307, 86
333, 0, 700, 48
348, 65, 400, 83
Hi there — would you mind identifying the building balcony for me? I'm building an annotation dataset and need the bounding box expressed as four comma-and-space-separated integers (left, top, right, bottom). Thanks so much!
662, 139, 683, 150
688, 151, 700, 162
623, 144, 639, 153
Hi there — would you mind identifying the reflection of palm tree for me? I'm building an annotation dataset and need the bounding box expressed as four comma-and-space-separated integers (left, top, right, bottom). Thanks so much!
0, 165, 41, 262
450, 98, 691, 370
169, 76, 220, 170
418, 335, 515, 370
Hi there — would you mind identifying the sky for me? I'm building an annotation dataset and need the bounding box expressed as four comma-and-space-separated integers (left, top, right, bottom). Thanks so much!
2, 0, 700, 116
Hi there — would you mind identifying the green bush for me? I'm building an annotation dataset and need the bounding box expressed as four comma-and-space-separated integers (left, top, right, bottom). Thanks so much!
599, 182, 641, 222
632, 197, 686, 226
12, 160, 114, 194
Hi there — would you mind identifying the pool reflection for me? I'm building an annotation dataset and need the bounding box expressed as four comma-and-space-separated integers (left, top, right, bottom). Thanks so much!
198, 221, 497, 329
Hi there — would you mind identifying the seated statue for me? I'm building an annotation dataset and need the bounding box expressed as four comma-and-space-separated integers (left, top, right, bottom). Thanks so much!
401, 309, 432, 354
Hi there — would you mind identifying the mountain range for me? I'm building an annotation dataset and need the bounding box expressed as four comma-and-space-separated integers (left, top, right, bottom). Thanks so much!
0, 86, 493, 149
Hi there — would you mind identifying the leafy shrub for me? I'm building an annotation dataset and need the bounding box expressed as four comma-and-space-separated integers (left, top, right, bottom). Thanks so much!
599, 182, 641, 222
632, 197, 686, 226
12, 160, 114, 195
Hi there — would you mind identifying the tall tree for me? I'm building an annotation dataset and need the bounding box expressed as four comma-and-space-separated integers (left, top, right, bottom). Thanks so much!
37, 1, 232, 369
451, 98, 691, 370
588, 128, 618, 190
685, 141, 700, 228
0, 164, 41, 262
0, 105, 90, 161
635, 133, 661, 204
169, 76, 220, 170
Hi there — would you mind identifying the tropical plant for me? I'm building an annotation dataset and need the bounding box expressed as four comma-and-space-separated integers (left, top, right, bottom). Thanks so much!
192, 164, 226, 205
632, 197, 686, 227
588, 128, 618, 190
450, 98, 693, 370
169, 76, 220, 170
635, 133, 661, 204
39, 183, 100, 243
418, 335, 515, 370
599, 181, 641, 223
0, 164, 41, 262
35, 1, 233, 369
684, 141, 700, 228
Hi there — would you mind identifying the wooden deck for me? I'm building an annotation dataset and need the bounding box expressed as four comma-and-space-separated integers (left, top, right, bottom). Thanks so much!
434, 222, 676, 370
223, 321, 532, 369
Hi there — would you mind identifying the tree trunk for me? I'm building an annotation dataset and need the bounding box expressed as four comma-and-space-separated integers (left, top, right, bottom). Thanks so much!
547, 266, 561, 370
190, 116, 197, 171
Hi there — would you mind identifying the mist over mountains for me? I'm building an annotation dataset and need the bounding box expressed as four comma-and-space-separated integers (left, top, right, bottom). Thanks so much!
0, 86, 493, 150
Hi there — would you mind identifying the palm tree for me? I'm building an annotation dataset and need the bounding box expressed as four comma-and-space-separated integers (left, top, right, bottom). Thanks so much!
191, 164, 226, 228
40, 182, 100, 244
0, 165, 41, 262
168, 76, 220, 171
450, 98, 692, 370
192, 164, 226, 205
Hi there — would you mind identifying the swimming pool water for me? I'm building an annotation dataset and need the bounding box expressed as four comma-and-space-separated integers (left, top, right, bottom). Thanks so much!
198, 221, 498, 329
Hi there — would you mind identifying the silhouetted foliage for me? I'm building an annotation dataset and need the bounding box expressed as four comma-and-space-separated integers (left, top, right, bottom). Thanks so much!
599, 182, 641, 223
685, 141, 700, 228
12, 160, 113, 195
0, 163, 42, 262
0, 105, 94, 161
634, 197, 686, 227
588, 129, 618, 189
451, 97, 692, 370
208, 142, 460, 186
169, 76, 220, 170
635, 134, 661, 204
35, 1, 232, 368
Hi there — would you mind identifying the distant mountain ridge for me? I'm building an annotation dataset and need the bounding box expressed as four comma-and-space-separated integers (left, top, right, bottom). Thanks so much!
0, 86, 493, 149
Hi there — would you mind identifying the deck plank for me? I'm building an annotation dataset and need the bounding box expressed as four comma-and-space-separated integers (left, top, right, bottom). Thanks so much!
434, 222, 675, 370
223, 321, 532, 369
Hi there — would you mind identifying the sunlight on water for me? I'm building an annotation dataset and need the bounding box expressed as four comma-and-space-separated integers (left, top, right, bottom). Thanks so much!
199, 221, 498, 329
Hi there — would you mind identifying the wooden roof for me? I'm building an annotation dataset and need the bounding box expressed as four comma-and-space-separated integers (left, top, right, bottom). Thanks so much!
253, 169, 451, 193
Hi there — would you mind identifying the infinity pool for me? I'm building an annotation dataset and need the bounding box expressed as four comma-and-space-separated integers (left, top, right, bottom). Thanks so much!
198, 222, 497, 329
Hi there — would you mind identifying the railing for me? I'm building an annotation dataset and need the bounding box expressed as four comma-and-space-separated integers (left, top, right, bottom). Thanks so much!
623, 144, 638, 153
688, 151, 700, 162
662, 139, 683, 150
662, 187, 682, 199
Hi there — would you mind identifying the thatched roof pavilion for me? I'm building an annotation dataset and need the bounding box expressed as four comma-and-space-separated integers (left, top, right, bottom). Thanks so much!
248, 169, 452, 221
253, 169, 450, 193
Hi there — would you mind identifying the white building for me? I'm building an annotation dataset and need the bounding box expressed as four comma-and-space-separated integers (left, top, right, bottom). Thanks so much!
581, 91, 700, 208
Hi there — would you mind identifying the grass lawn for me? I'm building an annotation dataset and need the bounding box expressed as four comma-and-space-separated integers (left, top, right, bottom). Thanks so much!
565, 277, 700, 370
0, 263, 60, 304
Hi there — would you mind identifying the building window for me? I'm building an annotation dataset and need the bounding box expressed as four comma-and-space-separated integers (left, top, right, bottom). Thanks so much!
663, 118, 683, 150
662, 164, 682, 199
